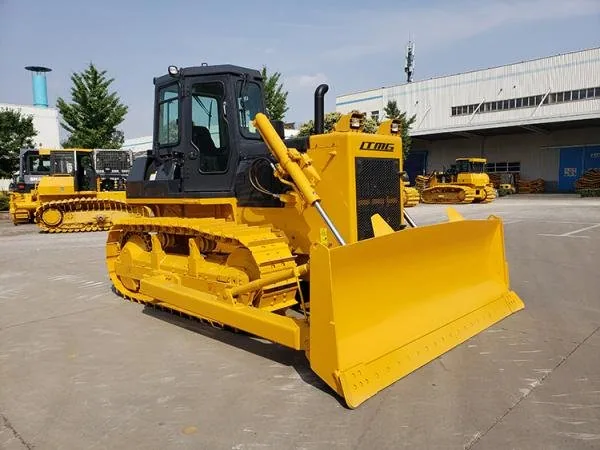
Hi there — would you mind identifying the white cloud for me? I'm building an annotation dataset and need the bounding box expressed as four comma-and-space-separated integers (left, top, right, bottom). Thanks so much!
318, 0, 600, 62
284, 72, 328, 88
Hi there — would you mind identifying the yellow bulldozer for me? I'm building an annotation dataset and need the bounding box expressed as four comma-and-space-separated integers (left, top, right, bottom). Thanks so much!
104, 64, 524, 408
32, 148, 149, 232
8, 148, 50, 224
420, 157, 497, 204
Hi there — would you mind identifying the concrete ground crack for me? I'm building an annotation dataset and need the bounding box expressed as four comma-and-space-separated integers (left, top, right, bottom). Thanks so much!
0, 305, 117, 332
1, 413, 34, 449
464, 325, 600, 450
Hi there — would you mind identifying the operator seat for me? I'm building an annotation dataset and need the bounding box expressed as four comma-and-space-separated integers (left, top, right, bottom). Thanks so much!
192, 125, 223, 172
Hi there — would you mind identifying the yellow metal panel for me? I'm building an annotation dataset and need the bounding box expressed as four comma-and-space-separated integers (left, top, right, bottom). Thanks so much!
140, 277, 308, 350
241, 131, 404, 251
308, 216, 524, 408
37, 176, 76, 197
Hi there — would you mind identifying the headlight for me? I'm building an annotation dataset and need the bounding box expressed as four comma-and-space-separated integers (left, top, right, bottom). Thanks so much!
390, 120, 401, 134
350, 117, 361, 129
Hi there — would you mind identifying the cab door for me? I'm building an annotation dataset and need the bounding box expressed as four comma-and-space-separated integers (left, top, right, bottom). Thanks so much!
181, 78, 236, 195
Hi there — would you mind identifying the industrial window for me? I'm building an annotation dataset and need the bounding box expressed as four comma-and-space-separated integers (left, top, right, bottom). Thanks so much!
450, 86, 600, 116
485, 161, 521, 173
158, 84, 179, 146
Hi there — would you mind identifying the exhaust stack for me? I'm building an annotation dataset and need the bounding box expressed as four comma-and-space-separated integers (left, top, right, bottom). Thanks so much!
314, 84, 329, 135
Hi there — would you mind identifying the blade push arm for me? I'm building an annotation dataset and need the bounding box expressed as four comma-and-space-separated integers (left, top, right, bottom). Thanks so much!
253, 113, 346, 245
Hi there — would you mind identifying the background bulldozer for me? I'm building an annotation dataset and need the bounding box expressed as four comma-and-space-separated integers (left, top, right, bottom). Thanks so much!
105, 64, 524, 408
8, 148, 50, 224
402, 173, 420, 208
420, 157, 497, 204
33, 148, 149, 232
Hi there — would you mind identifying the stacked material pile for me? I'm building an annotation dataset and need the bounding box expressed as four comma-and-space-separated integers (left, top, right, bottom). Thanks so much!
517, 178, 545, 193
487, 173, 502, 188
575, 169, 600, 197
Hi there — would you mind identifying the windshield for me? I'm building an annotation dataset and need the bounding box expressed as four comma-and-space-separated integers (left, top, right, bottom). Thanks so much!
51, 151, 75, 175
26, 153, 50, 175
471, 162, 485, 173
236, 80, 263, 137
456, 160, 485, 173
456, 160, 470, 173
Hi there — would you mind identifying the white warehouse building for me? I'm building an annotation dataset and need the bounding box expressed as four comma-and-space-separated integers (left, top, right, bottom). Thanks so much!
0, 103, 61, 149
336, 47, 600, 192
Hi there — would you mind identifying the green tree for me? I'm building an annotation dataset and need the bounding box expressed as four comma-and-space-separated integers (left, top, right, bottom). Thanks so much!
383, 100, 416, 158
57, 63, 128, 149
297, 112, 341, 136
0, 108, 37, 178
261, 66, 289, 121
297, 110, 380, 136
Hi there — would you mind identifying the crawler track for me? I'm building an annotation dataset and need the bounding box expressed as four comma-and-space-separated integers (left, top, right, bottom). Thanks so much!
105, 217, 301, 327
35, 197, 151, 233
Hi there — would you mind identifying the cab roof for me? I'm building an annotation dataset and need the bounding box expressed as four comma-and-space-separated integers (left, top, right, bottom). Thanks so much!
154, 64, 263, 86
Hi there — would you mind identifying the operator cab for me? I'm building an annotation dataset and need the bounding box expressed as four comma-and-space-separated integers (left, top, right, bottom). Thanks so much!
12, 149, 51, 192
455, 158, 486, 174
49, 150, 97, 191
127, 64, 295, 204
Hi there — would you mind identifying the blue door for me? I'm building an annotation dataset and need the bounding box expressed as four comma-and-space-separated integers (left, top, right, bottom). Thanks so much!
404, 150, 428, 184
558, 147, 584, 192
584, 145, 600, 170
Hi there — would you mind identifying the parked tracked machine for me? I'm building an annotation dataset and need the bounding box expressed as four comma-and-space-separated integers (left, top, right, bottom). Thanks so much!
402, 178, 420, 208
34, 148, 150, 232
420, 157, 497, 204
105, 64, 524, 408
8, 148, 50, 224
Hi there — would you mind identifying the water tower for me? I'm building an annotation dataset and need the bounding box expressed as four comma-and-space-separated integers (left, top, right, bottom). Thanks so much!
25, 65, 52, 107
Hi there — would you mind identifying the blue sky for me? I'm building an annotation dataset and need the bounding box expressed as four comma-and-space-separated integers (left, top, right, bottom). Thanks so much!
1, 0, 599, 140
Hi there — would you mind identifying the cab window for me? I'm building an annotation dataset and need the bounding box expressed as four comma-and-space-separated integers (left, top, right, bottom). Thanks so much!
158, 84, 179, 146
237, 81, 263, 137
456, 160, 470, 173
27, 155, 50, 174
51, 152, 75, 174
191, 82, 228, 173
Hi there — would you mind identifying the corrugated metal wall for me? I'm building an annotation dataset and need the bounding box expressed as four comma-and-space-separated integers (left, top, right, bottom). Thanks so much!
336, 48, 600, 135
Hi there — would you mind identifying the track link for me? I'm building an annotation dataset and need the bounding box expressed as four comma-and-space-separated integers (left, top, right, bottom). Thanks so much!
420, 185, 476, 204
403, 186, 420, 207
35, 197, 150, 233
106, 217, 300, 326
479, 186, 497, 203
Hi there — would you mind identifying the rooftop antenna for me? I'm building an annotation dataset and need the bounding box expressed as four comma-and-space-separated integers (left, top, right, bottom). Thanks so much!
405, 38, 415, 83
25, 66, 52, 108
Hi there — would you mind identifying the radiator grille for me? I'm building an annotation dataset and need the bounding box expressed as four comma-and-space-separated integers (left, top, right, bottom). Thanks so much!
355, 157, 401, 240
94, 150, 132, 173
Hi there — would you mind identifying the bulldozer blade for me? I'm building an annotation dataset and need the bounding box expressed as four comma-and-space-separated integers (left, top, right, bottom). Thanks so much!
308, 216, 524, 408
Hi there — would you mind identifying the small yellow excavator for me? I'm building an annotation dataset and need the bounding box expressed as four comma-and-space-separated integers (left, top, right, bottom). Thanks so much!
105, 64, 524, 408
420, 157, 497, 204
33, 148, 150, 232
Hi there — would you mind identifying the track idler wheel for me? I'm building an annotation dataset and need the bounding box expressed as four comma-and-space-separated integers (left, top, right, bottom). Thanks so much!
41, 207, 63, 227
